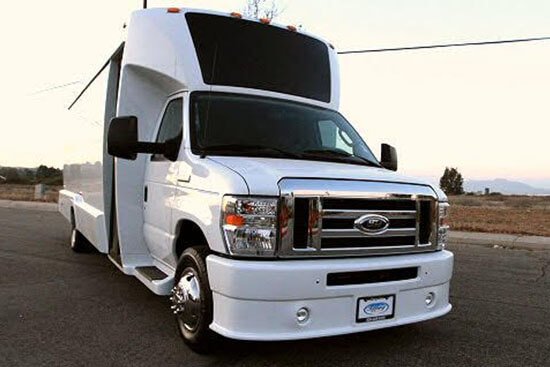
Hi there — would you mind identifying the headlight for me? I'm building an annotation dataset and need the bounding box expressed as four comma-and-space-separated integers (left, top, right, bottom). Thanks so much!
437, 202, 450, 249
221, 196, 278, 257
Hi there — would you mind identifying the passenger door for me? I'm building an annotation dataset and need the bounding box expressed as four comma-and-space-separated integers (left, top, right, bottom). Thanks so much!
143, 97, 183, 264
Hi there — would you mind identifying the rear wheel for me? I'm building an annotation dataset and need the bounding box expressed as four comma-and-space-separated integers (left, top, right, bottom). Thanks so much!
171, 246, 216, 353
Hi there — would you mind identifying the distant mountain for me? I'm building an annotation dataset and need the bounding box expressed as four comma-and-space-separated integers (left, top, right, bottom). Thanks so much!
464, 179, 550, 195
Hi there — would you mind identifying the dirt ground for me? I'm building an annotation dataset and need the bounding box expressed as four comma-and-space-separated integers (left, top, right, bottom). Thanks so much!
0, 184, 61, 203
448, 194, 550, 237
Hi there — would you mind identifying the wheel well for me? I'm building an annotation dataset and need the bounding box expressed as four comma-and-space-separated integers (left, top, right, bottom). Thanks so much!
174, 220, 209, 259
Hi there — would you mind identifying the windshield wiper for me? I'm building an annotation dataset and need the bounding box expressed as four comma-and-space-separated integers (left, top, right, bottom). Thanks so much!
200, 144, 302, 159
301, 149, 381, 167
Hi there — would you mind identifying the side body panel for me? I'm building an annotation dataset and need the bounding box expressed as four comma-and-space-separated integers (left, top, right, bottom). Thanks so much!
62, 46, 123, 254
114, 65, 184, 269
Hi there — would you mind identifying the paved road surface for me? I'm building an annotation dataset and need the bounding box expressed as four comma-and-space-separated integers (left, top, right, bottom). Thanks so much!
1, 207, 548, 366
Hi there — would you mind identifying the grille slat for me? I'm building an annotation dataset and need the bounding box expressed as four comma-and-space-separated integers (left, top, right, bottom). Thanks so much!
322, 198, 416, 211
321, 236, 416, 249
323, 217, 416, 230
323, 209, 416, 219
321, 228, 416, 238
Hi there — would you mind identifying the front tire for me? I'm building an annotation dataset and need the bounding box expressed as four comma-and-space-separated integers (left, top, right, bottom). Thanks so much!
171, 246, 216, 353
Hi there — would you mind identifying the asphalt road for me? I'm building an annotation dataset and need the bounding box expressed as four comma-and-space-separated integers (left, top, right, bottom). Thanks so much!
1, 207, 549, 367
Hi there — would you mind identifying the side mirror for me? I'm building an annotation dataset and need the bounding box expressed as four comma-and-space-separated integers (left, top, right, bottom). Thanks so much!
107, 116, 165, 160
108, 116, 139, 160
380, 143, 398, 171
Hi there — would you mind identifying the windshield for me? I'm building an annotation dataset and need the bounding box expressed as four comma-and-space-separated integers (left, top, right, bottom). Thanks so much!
190, 93, 380, 167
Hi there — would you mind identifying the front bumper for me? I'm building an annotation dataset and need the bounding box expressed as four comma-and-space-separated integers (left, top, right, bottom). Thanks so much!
206, 250, 454, 341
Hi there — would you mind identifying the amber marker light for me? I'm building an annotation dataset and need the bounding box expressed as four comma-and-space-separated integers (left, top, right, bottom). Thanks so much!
225, 214, 246, 226
167, 7, 181, 13
259, 17, 271, 24
230, 12, 243, 18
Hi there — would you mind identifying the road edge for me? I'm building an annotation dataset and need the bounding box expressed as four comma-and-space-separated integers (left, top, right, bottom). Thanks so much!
0, 199, 58, 212
449, 230, 550, 251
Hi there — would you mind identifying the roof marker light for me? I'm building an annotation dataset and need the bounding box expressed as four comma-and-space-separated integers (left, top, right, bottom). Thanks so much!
230, 12, 242, 18
167, 7, 181, 13
259, 17, 271, 24
287, 25, 297, 32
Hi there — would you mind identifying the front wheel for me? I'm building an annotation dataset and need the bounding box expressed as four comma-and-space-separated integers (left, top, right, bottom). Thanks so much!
171, 246, 216, 353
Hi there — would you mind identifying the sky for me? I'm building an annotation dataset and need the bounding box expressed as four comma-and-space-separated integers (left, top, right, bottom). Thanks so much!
0, 0, 549, 188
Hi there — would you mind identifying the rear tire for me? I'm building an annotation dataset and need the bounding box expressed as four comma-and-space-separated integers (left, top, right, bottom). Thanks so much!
70, 226, 90, 253
171, 246, 216, 354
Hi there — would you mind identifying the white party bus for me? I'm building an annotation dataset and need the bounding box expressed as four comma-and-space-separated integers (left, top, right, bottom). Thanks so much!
59, 7, 454, 352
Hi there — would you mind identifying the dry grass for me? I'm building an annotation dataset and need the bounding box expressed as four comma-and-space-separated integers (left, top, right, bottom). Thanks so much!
0, 184, 61, 203
448, 194, 550, 237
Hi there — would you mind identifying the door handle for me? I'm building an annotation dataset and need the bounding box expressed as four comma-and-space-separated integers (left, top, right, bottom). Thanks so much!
144, 186, 148, 202
177, 175, 191, 184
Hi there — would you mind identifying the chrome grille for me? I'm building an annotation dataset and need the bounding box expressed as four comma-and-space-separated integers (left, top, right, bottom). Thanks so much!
278, 179, 439, 258
320, 198, 419, 250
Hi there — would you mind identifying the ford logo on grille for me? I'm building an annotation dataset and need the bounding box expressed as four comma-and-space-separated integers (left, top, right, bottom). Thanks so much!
354, 214, 390, 234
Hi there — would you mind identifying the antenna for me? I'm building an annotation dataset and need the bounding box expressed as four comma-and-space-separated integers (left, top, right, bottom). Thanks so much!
143, 0, 147, 9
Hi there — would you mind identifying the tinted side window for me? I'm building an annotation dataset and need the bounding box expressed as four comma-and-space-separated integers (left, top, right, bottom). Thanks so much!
153, 98, 183, 161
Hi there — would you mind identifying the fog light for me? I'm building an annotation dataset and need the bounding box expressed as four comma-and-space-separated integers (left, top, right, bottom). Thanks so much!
296, 307, 310, 324
425, 292, 436, 307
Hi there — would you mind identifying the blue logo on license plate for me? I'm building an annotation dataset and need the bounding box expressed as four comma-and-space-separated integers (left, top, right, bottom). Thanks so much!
364, 302, 390, 315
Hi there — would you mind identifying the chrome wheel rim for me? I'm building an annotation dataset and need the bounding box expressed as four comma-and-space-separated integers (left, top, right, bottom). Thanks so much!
171, 269, 202, 332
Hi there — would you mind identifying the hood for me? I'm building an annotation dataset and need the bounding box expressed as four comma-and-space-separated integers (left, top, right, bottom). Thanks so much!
208, 156, 445, 200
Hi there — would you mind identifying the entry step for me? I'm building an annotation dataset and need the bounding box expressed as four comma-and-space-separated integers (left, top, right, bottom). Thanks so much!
135, 266, 169, 281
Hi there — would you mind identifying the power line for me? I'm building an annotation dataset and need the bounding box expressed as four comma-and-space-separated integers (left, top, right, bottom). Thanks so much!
337, 36, 550, 55
28, 36, 550, 99
28, 80, 82, 96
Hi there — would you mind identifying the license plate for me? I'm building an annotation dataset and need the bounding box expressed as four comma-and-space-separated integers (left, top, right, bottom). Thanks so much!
356, 295, 395, 323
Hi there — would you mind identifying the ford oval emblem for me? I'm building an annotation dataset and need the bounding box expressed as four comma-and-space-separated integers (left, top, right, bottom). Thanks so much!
354, 214, 390, 235
364, 302, 390, 315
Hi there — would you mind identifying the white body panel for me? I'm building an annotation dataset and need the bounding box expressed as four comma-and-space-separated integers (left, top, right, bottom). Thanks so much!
208, 156, 444, 197
143, 97, 181, 267
207, 250, 453, 340
59, 7, 453, 343
122, 8, 341, 110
